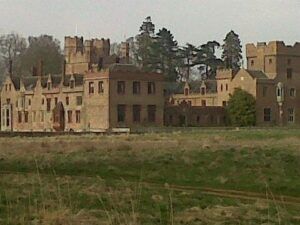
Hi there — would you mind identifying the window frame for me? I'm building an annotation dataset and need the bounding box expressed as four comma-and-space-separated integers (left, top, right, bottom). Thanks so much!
76, 96, 82, 106
263, 108, 271, 122
98, 81, 104, 94
67, 110, 73, 123
88, 82, 95, 94
132, 105, 141, 122
117, 104, 126, 122
289, 88, 296, 97
133, 81, 141, 95
75, 110, 81, 123
147, 82, 156, 94
147, 105, 156, 123
288, 108, 295, 123
117, 81, 126, 94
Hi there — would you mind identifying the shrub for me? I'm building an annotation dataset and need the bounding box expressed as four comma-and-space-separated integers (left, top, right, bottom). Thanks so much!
227, 88, 256, 126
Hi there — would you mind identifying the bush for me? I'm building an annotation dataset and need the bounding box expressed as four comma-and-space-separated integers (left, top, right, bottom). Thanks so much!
227, 88, 256, 126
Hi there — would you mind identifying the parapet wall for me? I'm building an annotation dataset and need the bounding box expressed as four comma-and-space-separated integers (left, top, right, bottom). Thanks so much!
246, 41, 300, 58
216, 69, 234, 79
65, 36, 110, 55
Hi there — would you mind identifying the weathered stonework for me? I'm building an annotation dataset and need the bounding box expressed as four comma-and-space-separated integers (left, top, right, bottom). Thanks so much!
169, 41, 300, 126
0, 37, 164, 132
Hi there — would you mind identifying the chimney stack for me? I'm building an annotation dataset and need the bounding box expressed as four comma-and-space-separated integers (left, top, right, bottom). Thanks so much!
8, 60, 12, 76
120, 42, 130, 63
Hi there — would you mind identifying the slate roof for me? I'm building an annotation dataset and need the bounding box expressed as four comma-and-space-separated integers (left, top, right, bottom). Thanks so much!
246, 70, 268, 79
63, 74, 84, 86
10, 73, 84, 91
189, 80, 217, 94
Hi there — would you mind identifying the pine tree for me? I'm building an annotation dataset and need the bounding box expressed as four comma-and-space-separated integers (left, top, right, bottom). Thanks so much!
198, 41, 223, 79
178, 43, 200, 81
222, 30, 242, 71
153, 28, 179, 81
135, 16, 156, 71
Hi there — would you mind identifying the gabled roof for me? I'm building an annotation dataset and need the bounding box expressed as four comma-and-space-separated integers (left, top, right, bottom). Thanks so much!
41, 75, 62, 88
9, 73, 84, 91
11, 76, 21, 90
63, 74, 84, 86
245, 70, 268, 79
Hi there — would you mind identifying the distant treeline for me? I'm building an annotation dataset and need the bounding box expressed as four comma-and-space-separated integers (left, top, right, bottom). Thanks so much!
0, 16, 242, 84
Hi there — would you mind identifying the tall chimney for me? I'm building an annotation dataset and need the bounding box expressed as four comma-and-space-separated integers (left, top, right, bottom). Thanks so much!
8, 60, 12, 76
120, 42, 130, 64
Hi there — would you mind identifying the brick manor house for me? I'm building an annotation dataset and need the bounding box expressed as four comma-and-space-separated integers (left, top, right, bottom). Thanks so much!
166, 41, 300, 126
1, 38, 300, 131
0, 37, 164, 132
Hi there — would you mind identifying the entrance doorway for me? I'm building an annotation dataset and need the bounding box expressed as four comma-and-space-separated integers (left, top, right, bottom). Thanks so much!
53, 102, 65, 131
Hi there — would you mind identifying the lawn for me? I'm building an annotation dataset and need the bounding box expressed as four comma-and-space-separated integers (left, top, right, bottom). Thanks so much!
0, 128, 300, 224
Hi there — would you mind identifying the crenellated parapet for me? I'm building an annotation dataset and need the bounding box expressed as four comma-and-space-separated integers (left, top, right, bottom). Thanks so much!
216, 68, 235, 79
64, 36, 111, 74
246, 41, 300, 58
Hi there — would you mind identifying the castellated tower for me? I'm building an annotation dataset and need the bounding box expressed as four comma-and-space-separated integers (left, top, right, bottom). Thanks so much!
120, 42, 130, 64
64, 36, 111, 74
246, 41, 300, 80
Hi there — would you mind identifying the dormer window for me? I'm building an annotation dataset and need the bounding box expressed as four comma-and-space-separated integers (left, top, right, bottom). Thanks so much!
70, 80, 75, 89
47, 82, 51, 90
184, 88, 189, 96
201, 87, 206, 95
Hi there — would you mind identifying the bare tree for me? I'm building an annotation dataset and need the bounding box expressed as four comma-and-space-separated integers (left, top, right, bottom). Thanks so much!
0, 33, 27, 74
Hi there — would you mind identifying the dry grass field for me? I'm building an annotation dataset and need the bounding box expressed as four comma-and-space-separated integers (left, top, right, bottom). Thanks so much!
0, 128, 300, 224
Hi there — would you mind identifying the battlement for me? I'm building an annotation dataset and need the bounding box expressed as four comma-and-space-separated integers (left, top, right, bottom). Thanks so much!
216, 69, 235, 79
246, 41, 300, 58
65, 36, 110, 52
91, 38, 110, 49
65, 36, 84, 48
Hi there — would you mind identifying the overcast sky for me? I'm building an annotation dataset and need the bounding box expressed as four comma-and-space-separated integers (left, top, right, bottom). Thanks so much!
0, 0, 299, 48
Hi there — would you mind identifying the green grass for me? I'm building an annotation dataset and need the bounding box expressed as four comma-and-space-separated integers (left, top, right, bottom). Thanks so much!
0, 128, 300, 224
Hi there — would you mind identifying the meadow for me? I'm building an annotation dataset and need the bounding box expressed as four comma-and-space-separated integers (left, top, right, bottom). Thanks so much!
0, 128, 300, 224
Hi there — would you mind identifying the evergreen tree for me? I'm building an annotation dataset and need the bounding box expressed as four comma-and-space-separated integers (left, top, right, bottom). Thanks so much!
178, 43, 200, 81
222, 30, 242, 71
152, 28, 179, 81
227, 88, 256, 126
198, 41, 223, 79
135, 16, 156, 71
